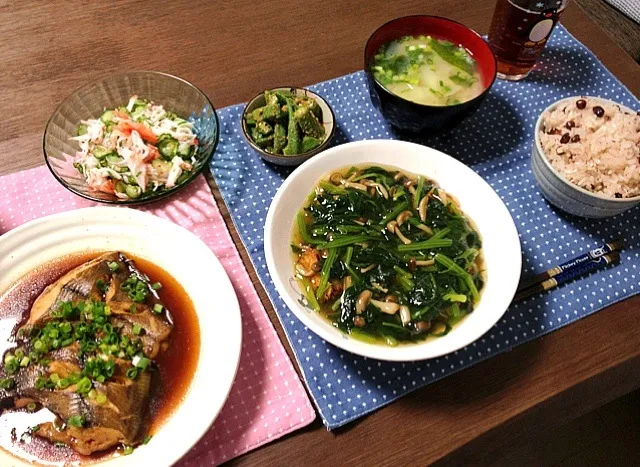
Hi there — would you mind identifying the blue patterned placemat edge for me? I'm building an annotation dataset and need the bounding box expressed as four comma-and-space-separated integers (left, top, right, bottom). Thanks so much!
209, 24, 640, 429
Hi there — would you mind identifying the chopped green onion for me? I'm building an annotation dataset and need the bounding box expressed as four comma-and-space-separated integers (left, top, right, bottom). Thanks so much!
19, 356, 30, 367
96, 279, 109, 293
4, 359, 17, 375
122, 445, 134, 455
133, 354, 150, 371
26, 402, 37, 412
75, 376, 92, 395
0, 377, 14, 389
142, 435, 152, 445
57, 379, 71, 389
96, 393, 107, 404
132, 324, 142, 335
107, 261, 120, 272
130, 304, 137, 313
126, 368, 138, 379
151, 282, 162, 290
67, 415, 85, 428
152, 304, 163, 314
35, 377, 46, 390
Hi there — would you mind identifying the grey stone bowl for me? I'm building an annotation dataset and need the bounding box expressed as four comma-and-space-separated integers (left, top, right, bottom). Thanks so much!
531, 96, 640, 218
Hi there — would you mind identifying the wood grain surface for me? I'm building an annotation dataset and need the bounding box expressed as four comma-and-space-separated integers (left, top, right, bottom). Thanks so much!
1, 1, 639, 465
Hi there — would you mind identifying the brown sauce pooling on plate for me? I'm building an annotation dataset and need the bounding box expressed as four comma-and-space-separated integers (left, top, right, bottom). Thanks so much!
0, 252, 200, 465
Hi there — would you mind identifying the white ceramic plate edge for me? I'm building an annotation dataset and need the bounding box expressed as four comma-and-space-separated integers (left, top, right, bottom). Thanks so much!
0, 207, 242, 467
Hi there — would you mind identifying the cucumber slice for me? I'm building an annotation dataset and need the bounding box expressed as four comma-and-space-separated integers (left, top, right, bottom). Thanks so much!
76, 124, 88, 136
151, 159, 172, 178
100, 110, 115, 123
106, 154, 122, 164
125, 185, 142, 199
157, 138, 178, 160
177, 142, 194, 158
114, 181, 127, 193
92, 146, 112, 159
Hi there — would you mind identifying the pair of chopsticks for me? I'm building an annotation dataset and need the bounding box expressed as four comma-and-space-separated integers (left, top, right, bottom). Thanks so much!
513, 240, 624, 303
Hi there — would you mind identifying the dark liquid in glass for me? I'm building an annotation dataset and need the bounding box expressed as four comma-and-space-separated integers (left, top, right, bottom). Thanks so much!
488, 0, 567, 80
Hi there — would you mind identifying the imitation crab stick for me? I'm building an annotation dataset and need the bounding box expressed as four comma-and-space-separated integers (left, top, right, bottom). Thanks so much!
116, 120, 158, 144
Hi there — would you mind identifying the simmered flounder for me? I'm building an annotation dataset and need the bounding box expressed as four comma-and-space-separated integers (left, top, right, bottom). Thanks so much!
0, 252, 173, 455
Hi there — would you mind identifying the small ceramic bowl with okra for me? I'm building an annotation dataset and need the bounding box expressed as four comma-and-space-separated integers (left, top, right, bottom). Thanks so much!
241, 87, 336, 166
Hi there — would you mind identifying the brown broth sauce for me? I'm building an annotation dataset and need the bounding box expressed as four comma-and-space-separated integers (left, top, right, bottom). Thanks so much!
0, 251, 200, 465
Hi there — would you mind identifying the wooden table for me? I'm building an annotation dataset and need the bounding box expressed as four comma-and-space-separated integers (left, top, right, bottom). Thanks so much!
1, 1, 639, 465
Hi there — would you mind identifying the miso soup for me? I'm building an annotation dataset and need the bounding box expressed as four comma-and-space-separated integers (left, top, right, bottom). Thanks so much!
370, 35, 484, 107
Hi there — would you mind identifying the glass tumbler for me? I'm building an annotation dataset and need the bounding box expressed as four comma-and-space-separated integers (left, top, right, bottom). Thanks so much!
488, 0, 568, 80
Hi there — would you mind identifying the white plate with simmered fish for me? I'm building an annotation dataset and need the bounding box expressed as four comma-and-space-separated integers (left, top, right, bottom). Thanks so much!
265, 140, 521, 361
0, 208, 242, 466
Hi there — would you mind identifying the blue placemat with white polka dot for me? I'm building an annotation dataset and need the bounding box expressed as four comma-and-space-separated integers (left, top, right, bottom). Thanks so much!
210, 24, 639, 429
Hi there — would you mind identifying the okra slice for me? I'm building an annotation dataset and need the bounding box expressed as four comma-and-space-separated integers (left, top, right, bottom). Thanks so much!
272, 123, 287, 154
251, 127, 274, 148
262, 103, 284, 122
256, 121, 273, 136
283, 98, 301, 155
247, 107, 265, 124
295, 97, 322, 119
294, 106, 325, 139
274, 90, 294, 105
301, 135, 322, 152
264, 90, 279, 106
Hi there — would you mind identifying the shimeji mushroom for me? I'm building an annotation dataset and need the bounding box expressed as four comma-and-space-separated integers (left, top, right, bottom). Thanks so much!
370, 299, 400, 315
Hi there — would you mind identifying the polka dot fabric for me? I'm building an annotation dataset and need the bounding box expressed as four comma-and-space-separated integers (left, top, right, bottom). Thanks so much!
0, 168, 315, 465
210, 24, 640, 429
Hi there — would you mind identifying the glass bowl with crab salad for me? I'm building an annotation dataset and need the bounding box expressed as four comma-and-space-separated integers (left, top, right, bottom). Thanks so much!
43, 71, 219, 204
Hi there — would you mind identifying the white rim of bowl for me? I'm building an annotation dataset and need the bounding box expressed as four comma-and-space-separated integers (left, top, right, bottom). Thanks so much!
534, 95, 640, 203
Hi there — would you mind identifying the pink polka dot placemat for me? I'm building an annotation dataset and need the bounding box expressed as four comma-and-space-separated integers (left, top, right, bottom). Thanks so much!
0, 165, 315, 465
